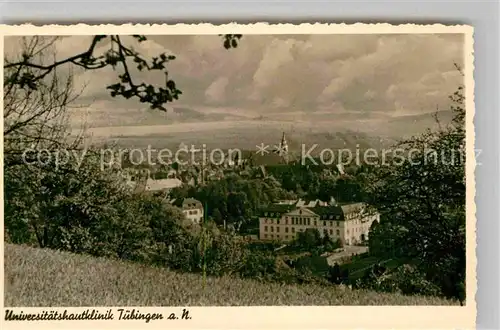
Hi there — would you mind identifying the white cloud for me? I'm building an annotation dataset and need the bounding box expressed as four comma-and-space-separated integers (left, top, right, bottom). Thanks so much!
5, 33, 465, 134
205, 77, 229, 104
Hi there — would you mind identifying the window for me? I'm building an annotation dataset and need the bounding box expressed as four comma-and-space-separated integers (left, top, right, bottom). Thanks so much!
270, 234, 274, 238
285, 227, 289, 233
265, 212, 268, 217
336, 230, 340, 235
271, 227, 274, 232
323, 221, 326, 226
314, 220, 317, 226
299, 218, 302, 225
277, 227, 280, 233
336, 216, 340, 220
307, 218, 311, 226
200, 217, 203, 222
292, 227, 295, 233
329, 229, 333, 235
285, 219, 288, 225
330, 215, 334, 219
264, 234, 268, 238
337, 221, 340, 226
277, 219, 280, 225
285, 235, 288, 239
264, 226, 268, 232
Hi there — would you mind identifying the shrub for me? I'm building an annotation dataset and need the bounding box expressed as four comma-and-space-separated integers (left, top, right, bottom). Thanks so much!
294, 255, 330, 276
239, 251, 277, 280
355, 263, 441, 296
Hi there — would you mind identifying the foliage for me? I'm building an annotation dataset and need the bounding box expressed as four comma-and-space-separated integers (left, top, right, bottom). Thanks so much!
285, 228, 340, 256
239, 250, 279, 280
294, 254, 330, 276
295, 228, 323, 251
366, 68, 466, 301
198, 232, 248, 276
5, 35, 241, 112
3, 38, 85, 168
186, 174, 294, 227
327, 263, 342, 284
355, 264, 442, 297
5, 150, 129, 252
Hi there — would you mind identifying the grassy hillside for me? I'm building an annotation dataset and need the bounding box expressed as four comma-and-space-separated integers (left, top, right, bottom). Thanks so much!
4, 244, 458, 306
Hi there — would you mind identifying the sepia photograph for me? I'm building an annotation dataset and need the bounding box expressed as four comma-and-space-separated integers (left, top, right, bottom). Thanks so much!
1, 23, 475, 328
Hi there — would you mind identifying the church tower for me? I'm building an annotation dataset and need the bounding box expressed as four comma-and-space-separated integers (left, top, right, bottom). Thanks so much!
280, 132, 288, 155
275, 131, 289, 163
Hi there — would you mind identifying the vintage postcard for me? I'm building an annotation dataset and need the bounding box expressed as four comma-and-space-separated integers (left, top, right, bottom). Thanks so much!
1, 23, 475, 329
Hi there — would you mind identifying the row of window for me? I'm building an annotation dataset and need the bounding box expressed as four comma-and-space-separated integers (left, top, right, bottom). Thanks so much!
263, 212, 342, 220
264, 232, 367, 241
264, 225, 341, 236
263, 218, 341, 227
348, 227, 366, 233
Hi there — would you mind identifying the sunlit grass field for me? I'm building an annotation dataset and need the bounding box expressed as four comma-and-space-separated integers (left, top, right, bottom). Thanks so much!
4, 243, 458, 306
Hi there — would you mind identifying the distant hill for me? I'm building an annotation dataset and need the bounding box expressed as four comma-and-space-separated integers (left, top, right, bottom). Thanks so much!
87, 109, 457, 153
98, 127, 397, 153
5, 244, 457, 306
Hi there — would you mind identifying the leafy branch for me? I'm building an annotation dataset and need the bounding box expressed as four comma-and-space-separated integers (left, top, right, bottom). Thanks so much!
4, 34, 242, 111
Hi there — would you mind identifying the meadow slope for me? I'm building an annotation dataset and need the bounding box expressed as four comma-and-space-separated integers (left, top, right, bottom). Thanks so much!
4, 244, 458, 306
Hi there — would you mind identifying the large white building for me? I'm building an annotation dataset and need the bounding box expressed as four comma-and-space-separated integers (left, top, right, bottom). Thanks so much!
258, 201, 380, 245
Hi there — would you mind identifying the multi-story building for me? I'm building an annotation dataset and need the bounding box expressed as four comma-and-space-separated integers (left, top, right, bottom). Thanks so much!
180, 198, 204, 224
166, 197, 205, 225
258, 201, 380, 245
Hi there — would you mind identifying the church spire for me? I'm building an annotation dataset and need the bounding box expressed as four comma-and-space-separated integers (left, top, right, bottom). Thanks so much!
274, 131, 289, 163
280, 132, 288, 155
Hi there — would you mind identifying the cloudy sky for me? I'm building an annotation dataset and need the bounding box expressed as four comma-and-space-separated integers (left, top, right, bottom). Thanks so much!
5, 34, 464, 139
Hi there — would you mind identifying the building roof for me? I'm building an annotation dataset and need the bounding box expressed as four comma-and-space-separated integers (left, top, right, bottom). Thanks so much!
260, 204, 296, 216
295, 198, 328, 208
182, 198, 203, 209
259, 201, 373, 221
145, 178, 183, 192
310, 205, 344, 218
340, 202, 366, 215
274, 200, 297, 205
287, 207, 319, 217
